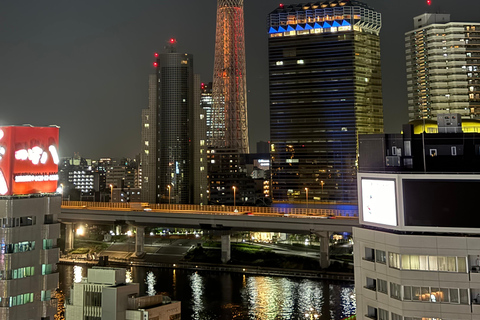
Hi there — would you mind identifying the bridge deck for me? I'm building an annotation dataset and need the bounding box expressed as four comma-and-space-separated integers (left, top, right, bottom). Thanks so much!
60, 202, 359, 233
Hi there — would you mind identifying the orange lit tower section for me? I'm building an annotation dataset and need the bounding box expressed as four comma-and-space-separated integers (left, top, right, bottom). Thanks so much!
211, 0, 249, 153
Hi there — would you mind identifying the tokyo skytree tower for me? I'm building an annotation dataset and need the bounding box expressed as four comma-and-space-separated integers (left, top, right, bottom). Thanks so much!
211, 0, 249, 153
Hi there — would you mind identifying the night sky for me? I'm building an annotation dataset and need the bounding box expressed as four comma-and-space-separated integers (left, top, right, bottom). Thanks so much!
1, 0, 480, 159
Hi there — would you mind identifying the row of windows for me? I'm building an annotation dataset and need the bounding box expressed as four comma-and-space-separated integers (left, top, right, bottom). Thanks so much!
1, 241, 35, 254
0, 216, 36, 228
365, 247, 467, 273
389, 253, 467, 273
0, 266, 34, 280
368, 276, 470, 305
0, 293, 34, 307
368, 306, 444, 320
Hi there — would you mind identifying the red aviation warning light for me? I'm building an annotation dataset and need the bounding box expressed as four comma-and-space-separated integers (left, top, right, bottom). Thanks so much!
170, 38, 176, 44
279, 3, 284, 8
153, 62, 158, 67
427, 0, 431, 5
154, 52, 158, 57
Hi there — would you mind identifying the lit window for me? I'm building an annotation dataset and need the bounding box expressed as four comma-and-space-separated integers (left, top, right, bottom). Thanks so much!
144, 124, 149, 128
297, 60, 305, 65
276, 61, 284, 66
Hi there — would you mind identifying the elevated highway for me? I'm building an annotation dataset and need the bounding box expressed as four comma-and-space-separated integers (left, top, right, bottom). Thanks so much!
59, 201, 359, 234
59, 201, 359, 267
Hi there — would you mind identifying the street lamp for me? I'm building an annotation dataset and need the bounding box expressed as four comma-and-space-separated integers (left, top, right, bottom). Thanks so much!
232, 186, 236, 208
167, 185, 171, 206
305, 187, 309, 208
109, 184, 113, 203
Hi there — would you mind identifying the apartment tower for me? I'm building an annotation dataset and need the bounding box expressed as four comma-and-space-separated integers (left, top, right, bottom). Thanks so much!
406, 13, 480, 121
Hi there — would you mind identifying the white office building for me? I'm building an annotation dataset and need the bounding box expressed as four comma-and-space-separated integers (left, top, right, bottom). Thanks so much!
354, 173, 480, 320
0, 196, 60, 320
66, 267, 181, 320
406, 13, 480, 121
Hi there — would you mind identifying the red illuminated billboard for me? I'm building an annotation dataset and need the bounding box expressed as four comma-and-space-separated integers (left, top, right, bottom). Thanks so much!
0, 126, 59, 196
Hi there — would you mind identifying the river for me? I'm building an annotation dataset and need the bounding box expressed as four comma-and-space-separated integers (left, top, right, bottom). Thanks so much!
59, 264, 355, 320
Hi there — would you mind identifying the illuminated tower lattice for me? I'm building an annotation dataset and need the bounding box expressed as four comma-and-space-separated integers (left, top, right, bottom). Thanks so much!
211, 0, 249, 153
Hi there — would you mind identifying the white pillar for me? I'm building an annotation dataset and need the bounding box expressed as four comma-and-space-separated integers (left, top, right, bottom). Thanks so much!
135, 226, 145, 257
221, 234, 231, 263
65, 223, 74, 252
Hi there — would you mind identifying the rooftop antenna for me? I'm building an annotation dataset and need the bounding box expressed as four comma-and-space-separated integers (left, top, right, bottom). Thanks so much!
165, 38, 177, 53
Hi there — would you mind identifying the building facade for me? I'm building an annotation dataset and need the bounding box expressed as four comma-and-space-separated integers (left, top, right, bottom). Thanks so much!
141, 41, 207, 205
355, 123, 480, 319
66, 267, 181, 320
0, 126, 60, 320
268, 0, 384, 203
211, 0, 249, 153
201, 82, 214, 146
406, 13, 480, 121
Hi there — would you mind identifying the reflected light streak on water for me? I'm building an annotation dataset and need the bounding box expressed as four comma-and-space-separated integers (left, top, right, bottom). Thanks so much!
125, 268, 133, 283
73, 265, 83, 283
145, 271, 157, 296
340, 287, 356, 317
297, 279, 323, 318
329, 284, 356, 319
59, 265, 354, 320
243, 276, 323, 320
190, 272, 204, 320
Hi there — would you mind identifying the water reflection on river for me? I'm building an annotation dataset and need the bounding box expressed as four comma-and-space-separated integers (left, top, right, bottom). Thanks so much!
59, 264, 355, 320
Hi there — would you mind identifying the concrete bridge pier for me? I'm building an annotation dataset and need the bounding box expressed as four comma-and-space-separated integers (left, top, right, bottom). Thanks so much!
317, 231, 330, 269
135, 226, 145, 257
221, 234, 231, 263
64, 223, 74, 252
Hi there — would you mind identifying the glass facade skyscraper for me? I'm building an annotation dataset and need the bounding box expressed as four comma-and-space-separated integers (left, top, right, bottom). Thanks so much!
268, 0, 383, 203
141, 42, 207, 204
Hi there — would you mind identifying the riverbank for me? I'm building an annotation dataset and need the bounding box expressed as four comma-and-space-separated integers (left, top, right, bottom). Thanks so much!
58, 256, 354, 282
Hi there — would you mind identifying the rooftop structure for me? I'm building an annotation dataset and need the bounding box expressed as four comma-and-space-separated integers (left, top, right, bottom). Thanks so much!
66, 267, 181, 320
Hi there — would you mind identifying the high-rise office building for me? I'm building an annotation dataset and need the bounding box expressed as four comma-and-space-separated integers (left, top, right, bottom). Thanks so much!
0, 126, 60, 320
268, 0, 383, 203
200, 82, 214, 146
141, 40, 207, 205
211, 0, 249, 153
406, 13, 480, 121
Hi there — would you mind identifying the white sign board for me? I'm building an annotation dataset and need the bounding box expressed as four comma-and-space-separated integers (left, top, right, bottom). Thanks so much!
361, 179, 397, 226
